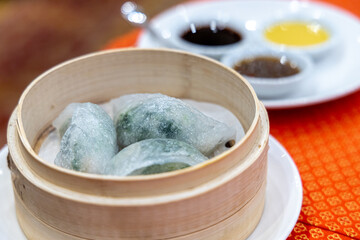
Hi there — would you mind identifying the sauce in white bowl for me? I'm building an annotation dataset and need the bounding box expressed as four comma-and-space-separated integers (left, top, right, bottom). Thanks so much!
152, 11, 251, 59
259, 13, 340, 60
221, 46, 314, 98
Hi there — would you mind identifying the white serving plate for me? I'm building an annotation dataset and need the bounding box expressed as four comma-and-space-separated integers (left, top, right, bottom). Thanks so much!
137, 0, 360, 109
0, 135, 302, 240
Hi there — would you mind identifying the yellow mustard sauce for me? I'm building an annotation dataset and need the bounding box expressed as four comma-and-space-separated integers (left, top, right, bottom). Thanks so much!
265, 21, 329, 46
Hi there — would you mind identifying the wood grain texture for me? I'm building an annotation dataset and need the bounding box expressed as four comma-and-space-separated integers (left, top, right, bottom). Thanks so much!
13, 178, 266, 240
7, 49, 270, 239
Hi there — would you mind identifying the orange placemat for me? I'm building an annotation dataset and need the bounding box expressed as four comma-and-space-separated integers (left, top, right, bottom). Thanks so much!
270, 91, 360, 240
103, 1, 360, 239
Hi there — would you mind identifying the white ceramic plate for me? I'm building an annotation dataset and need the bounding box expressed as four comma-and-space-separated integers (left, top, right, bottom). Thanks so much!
0, 135, 302, 240
137, 0, 360, 109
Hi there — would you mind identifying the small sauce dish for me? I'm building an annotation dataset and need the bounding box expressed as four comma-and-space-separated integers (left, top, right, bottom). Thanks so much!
259, 14, 339, 60
157, 14, 250, 59
221, 46, 314, 98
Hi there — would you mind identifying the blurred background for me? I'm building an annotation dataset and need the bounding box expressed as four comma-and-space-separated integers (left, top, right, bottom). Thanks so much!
0, 0, 185, 146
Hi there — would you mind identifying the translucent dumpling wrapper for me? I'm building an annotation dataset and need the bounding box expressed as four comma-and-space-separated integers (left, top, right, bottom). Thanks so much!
111, 93, 235, 157
107, 138, 207, 176
54, 103, 118, 174
53, 103, 81, 138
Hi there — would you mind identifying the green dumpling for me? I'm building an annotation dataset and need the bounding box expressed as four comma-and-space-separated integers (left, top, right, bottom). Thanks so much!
107, 138, 207, 176
111, 93, 235, 157
54, 103, 118, 174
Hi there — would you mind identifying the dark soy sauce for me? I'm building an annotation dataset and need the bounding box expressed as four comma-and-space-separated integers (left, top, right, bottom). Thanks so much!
181, 25, 242, 46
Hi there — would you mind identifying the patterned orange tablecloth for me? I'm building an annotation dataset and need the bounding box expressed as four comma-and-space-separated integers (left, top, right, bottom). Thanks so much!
105, 1, 360, 239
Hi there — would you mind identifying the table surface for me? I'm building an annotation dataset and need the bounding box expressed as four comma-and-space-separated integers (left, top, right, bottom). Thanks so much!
105, 0, 360, 239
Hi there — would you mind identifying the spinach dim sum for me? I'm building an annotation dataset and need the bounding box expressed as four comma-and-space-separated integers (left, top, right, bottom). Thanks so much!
107, 138, 207, 176
54, 103, 118, 174
111, 93, 235, 157
49, 93, 237, 176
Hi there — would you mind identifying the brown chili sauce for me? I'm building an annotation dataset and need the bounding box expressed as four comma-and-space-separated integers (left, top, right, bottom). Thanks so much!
181, 25, 242, 46
234, 56, 300, 78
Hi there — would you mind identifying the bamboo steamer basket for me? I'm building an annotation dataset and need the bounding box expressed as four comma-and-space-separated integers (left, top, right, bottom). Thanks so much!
7, 48, 269, 240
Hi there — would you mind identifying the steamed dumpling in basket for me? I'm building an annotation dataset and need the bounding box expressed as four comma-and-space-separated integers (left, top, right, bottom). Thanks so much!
107, 138, 207, 176
111, 93, 235, 157
53, 103, 118, 174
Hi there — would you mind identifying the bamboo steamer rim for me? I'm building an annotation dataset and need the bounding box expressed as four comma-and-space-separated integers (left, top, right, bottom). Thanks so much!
16, 48, 261, 182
